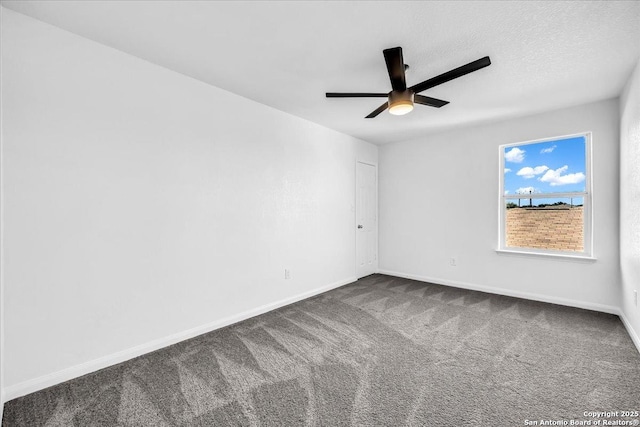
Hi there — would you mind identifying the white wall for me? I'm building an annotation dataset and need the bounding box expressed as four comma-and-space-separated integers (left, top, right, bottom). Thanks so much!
1, 6, 7, 415
379, 99, 620, 311
620, 60, 640, 347
0, 8, 377, 395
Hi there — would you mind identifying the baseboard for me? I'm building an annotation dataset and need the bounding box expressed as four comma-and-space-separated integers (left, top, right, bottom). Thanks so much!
3, 276, 357, 402
618, 310, 640, 355
377, 269, 620, 315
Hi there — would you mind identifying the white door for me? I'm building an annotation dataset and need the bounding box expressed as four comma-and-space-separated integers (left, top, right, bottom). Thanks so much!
356, 161, 377, 278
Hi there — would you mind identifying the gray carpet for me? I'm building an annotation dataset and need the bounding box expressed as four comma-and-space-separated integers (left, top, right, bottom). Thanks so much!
3, 274, 640, 426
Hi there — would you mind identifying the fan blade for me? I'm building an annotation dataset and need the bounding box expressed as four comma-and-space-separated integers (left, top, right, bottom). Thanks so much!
383, 47, 407, 92
365, 102, 389, 118
326, 93, 388, 98
414, 95, 449, 108
410, 56, 491, 94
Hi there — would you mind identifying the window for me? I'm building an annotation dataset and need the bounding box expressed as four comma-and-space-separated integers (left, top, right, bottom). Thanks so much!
498, 133, 592, 258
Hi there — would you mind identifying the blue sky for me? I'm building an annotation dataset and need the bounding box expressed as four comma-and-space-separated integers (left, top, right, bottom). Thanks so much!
504, 136, 586, 197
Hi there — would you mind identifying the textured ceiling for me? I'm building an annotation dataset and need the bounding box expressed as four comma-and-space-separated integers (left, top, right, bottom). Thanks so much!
2, 1, 640, 145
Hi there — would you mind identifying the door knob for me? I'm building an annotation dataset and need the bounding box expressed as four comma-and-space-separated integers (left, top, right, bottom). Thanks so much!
357, 225, 363, 229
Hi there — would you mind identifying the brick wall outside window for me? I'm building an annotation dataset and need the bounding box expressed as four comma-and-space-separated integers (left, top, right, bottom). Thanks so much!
505, 206, 584, 252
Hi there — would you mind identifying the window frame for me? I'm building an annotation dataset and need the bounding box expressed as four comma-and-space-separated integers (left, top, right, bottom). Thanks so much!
497, 132, 594, 260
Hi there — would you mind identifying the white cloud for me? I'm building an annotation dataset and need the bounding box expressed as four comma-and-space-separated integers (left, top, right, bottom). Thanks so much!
516, 165, 549, 179
516, 186, 539, 194
504, 168, 512, 173
539, 165, 585, 186
504, 190, 509, 195
504, 147, 525, 163
540, 145, 557, 154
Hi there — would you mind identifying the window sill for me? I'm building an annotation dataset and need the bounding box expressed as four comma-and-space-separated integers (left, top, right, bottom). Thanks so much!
495, 248, 597, 262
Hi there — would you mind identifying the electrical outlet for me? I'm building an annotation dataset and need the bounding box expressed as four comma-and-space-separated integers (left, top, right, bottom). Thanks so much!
450, 257, 457, 267
285, 269, 291, 280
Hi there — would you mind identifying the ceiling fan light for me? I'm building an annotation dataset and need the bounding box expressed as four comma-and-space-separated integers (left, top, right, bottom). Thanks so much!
389, 100, 414, 115
388, 90, 414, 116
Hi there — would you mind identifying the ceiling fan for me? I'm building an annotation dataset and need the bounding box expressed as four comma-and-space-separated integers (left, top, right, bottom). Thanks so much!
326, 47, 491, 118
